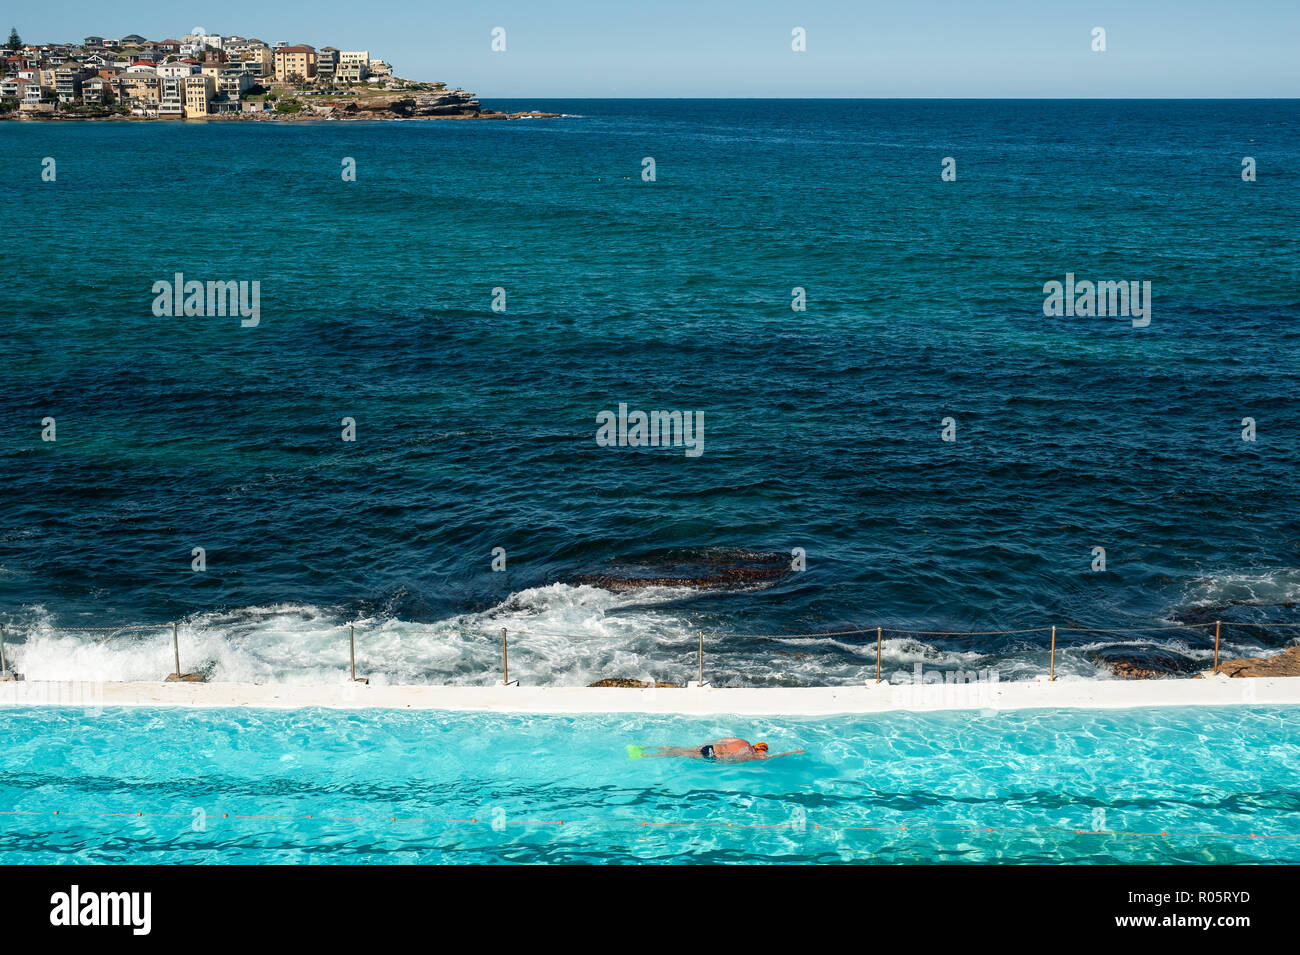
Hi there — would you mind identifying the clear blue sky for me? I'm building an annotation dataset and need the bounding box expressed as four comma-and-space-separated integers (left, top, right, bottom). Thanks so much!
11, 0, 1299, 97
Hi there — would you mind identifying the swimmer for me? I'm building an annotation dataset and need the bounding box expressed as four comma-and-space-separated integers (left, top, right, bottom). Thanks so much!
628, 737, 804, 762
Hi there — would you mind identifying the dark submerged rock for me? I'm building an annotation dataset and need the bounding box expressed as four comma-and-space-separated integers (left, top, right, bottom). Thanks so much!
1088, 645, 1203, 680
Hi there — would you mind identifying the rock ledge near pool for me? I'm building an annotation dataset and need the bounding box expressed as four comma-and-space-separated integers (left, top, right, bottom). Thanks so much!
1087, 645, 1203, 680
1092, 642, 1300, 679
587, 679, 683, 688
1215, 644, 1300, 678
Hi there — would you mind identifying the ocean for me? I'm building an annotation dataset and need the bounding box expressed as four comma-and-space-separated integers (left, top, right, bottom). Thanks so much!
2, 99, 1299, 686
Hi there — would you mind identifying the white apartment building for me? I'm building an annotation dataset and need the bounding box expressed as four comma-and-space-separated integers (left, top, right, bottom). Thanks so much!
158, 75, 185, 115
337, 50, 369, 82
157, 62, 199, 78
181, 32, 224, 50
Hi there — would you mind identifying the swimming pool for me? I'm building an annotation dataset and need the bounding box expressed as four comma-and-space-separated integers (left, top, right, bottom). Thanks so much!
1, 704, 1296, 863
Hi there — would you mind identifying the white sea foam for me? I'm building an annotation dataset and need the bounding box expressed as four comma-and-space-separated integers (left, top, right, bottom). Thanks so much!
1181, 569, 1300, 610
8, 582, 1234, 686
6, 585, 708, 686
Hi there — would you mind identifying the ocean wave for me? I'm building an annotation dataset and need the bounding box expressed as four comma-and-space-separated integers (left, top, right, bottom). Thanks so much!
9, 569, 1297, 686
1, 589, 1107, 687
3, 585, 703, 687
1178, 569, 1300, 611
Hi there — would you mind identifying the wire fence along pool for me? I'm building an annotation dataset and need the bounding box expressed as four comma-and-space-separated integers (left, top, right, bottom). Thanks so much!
2, 618, 1298, 687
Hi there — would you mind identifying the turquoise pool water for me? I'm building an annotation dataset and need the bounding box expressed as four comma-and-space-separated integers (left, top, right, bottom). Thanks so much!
1, 705, 1296, 863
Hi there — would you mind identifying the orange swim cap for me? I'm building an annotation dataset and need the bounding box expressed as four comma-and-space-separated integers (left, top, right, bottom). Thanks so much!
754, 742, 769, 752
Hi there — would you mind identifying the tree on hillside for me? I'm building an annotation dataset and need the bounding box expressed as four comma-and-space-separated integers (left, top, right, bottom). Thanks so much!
6, 27, 21, 51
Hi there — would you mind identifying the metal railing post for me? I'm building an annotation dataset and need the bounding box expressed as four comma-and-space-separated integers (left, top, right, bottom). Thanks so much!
1049, 625, 1056, 682
502, 627, 509, 685
0, 624, 7, 675
876, 626, 882, 684
1213, 620, 1221, 673
350, 625, 356, 681
172, 622, 180, 676
698, 631, 704, 685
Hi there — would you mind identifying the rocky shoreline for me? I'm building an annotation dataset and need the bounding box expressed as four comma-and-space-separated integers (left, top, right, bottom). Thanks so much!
1214, 644, 1300, 678
5, 89, 560, 122
1093, 643, 1300, 679
273, 89, 560, 121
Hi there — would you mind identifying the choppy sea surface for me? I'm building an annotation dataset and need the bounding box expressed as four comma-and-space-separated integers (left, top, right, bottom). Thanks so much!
2, 99, 1299, 686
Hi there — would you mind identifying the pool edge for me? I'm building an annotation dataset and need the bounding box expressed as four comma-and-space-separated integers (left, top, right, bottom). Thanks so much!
2, 674, 1298, 714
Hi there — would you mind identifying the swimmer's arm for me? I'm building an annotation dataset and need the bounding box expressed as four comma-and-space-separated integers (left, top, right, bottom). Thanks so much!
758, 749, 806, 760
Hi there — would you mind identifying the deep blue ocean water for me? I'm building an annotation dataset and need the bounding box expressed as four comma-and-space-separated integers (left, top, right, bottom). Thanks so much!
2, 100, 1299, 685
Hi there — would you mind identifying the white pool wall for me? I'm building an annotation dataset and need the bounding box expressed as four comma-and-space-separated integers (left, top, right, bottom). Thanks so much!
2, 673, 1297, 714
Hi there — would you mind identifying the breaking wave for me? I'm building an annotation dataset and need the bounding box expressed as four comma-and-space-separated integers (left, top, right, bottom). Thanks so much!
6, 582, 999, 687
9, 567, 1300, 687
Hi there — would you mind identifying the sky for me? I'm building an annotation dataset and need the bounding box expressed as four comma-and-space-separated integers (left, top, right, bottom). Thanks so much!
9, 1, 1299, 98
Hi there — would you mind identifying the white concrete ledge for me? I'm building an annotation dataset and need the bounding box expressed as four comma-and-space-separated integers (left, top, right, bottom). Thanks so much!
2, 675, 1299, 715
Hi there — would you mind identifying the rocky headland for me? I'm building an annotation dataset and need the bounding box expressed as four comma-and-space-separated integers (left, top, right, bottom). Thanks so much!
292, 89, 558, 121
